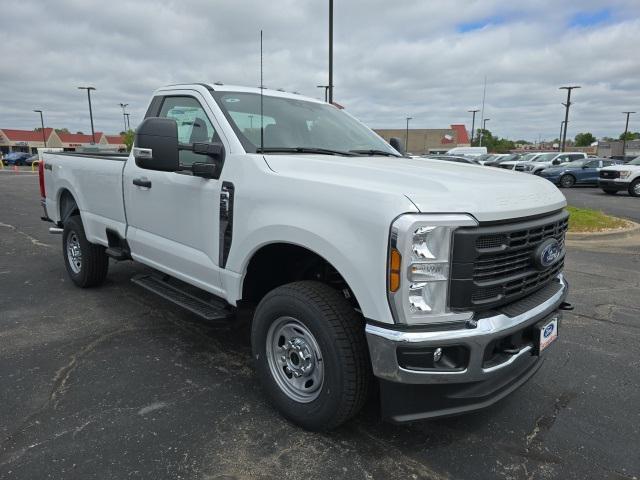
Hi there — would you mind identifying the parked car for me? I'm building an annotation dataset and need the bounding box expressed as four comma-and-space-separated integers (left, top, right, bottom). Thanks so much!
539, 158, 623, 187
25, 154, 40, 166
3, 152, 32, 166
523, 152, 588, 175
39, 82, 569, 430
423, 154, 478, 164
599, 157, 640, 196
610, 155, 638, 163
484, 154, 522, 167
445, 146, 487, 157
502, 152, 543, 171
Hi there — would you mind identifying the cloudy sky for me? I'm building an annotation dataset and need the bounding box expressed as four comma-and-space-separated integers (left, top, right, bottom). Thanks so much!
1, 0, 639, 141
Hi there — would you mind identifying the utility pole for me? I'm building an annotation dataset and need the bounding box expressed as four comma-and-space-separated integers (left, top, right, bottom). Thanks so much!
558, 120, 565, 150
480, 118, 490, 147
328, 0, 334, 104
33, 110, 47, 148
405, 117, 412, 152
119, 103, 129, 132
316, 85, 330, 102
622, 111, 636, 157
559, 85, 580, 152
468, 109, 479, 144
78, 86, 97, 143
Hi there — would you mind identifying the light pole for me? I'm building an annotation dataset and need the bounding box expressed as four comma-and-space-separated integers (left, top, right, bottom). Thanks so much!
622, 111, 636, 157
124, 113, 131, 131
558, 120, 565, 150
317, 85, 330, 102
468, 109, 479, 144
405, 117, 412, 152
119, 103, 129, 132
328, 0, 334, 104
559, 85, 580, 152
78, 86, 96, 143
33, 110, 46, 148
479, 118, 490, 147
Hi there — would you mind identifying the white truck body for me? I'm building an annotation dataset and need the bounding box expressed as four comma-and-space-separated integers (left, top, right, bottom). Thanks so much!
40, 83, 570, 428
598, 158, 640, 196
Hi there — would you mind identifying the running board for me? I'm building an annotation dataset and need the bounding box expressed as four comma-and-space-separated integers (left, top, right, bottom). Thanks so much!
131, 274, 234, 321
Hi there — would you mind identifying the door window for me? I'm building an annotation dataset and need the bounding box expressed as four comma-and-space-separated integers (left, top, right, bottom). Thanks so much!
158, 96, 217, 166
583, 160, 600, 168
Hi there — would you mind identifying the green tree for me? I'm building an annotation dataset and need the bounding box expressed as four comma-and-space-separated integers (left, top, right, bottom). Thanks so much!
123, 129, 135, 151
55, 128, 70, 134
619, 131, 640, 141
574, 132, 596, 147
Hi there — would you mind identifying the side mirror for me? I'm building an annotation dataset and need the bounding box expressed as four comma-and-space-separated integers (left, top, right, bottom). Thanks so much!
134, 117, 179, 171
389, 137, 405, 155
191, 142, 225, 179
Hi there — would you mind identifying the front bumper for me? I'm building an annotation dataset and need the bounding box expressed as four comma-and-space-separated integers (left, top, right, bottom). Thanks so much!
366, 274, 568, 422
599, 179, 630, 191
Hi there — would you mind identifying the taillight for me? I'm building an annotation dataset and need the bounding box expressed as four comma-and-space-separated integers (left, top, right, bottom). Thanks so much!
38, 158, 46, 198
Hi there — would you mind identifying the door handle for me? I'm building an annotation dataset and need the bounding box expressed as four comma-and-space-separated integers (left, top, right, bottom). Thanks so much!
133, 178, 152, 188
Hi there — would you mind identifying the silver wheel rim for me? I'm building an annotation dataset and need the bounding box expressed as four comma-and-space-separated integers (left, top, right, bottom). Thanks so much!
66, 231, 82, 274
634, 183, 640, 195
266, 316, 324, 403
561, 176, 573, 187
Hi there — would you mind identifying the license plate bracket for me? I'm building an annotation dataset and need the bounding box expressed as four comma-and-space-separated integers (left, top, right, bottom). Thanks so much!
533, 313, 560, 355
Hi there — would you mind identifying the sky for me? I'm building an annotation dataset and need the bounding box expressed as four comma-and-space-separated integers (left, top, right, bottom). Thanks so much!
1, 0, 639, 142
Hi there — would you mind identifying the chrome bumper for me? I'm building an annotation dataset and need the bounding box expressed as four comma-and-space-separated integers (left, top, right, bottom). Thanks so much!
366, 274, 567, 385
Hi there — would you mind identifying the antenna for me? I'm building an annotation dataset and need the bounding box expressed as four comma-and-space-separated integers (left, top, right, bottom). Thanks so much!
260, 30, 264, 152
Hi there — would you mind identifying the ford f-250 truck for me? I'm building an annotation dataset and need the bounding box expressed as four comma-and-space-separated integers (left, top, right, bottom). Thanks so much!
39, 83, 571, 430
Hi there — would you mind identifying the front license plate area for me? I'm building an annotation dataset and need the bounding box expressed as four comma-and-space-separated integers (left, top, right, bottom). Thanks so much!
534, 314, 560, 354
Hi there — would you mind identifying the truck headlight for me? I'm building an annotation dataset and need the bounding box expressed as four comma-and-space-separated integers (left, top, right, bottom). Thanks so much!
619, 171, 632, 179
388, 214, 477, 325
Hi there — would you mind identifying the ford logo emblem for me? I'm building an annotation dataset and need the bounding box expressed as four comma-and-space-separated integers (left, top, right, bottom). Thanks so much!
533, 239, 563, 270
543, 324, 554, 338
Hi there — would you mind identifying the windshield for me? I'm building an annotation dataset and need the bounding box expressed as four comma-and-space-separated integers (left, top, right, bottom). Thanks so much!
520, 153, 538, 162
562, 159, 587, 168
213, 91, 400, 156
535, 153, 558, 162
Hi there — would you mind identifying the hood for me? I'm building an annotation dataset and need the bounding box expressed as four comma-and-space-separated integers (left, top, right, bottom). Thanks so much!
263, 154, 566, 222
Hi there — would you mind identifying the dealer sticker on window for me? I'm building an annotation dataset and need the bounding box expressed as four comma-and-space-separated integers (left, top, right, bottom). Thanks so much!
539, 316, 559, 352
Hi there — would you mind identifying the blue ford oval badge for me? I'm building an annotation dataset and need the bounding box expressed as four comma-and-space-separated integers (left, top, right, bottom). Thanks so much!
533, 238, 563, 270
543, 324, 554, 338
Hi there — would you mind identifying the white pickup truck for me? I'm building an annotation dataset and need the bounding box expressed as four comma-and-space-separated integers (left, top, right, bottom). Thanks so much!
39, 83, 571, 430
598, 156, 640, 196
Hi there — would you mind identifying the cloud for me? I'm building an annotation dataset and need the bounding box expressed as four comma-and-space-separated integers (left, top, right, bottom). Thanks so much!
0, 0, 639, 141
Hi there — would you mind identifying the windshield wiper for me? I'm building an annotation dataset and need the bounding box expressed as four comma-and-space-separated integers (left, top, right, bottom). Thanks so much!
256, 147, 356, 156
349, 149, 401, 157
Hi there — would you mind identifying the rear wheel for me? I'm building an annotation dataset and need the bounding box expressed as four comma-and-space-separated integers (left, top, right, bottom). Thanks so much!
559, 174, 576, 188
629, 179, 640, 197
602, 189, 617, 195
62, 215, 109, 287
251, 281, 370, 431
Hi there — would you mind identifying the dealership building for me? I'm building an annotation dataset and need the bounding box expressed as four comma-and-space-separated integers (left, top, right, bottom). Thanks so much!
0, 129, 126, 155
374, 125, 470, 155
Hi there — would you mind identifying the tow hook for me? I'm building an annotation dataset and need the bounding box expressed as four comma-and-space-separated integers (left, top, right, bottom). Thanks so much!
49, 227, 63, 235
559, 301, 574, 311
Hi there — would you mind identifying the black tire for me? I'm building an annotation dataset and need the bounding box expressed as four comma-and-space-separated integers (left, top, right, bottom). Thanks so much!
629, 179, 640, 197
559, 174, 576, 188
251, 281, 370, 431
62, 215, 109, 287
533, 169, 542, 175
602, 189, 617, 195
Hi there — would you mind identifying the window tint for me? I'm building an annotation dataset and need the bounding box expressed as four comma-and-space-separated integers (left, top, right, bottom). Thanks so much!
568, 154, 584, 160
603, 160, 615, 167
584, 160, 599, 168
159, 96, 216, 165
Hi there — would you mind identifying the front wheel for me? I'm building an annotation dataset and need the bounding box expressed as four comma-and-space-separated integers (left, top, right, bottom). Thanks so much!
559, 174, 576, 188
62, 215, 109, 287
251, 281, 370, 431
629, 179, 640, 197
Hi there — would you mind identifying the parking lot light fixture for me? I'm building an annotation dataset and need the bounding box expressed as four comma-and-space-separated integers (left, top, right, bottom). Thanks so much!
559, 121, 565, 150
468, 109, 479, 144
119, 103, 129, 132
622, 111, 636, 157
559, 86, 581, 152
124, 113, 131, 131
78, 86, 97, 144
405, 117, 412, 152
33, 110, 46, 148
480, 118, 490, 147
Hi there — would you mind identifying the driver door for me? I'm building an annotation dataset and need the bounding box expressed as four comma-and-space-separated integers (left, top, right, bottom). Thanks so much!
123, 93, 225, 296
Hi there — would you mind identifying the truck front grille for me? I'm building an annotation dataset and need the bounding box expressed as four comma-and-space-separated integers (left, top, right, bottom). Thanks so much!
599, 170, 620, 179
449, 210, 568, 312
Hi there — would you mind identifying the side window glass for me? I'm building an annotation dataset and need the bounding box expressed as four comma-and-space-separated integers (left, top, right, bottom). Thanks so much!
159, 96, 216, 166
584, 160, 598, 168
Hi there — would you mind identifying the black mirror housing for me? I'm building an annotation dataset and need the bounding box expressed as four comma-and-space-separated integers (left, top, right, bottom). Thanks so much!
389, 137, 405, 155
134, 117, 180, 171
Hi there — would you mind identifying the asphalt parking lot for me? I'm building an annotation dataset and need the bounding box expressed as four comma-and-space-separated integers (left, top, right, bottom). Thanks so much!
1, 173, 639, 480
562, 187, 640, 223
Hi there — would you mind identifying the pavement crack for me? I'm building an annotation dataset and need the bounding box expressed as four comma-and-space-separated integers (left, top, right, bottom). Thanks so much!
0, 221, 51, 248
525, 392, 575, 450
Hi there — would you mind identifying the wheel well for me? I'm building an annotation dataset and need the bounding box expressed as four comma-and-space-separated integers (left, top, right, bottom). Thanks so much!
241, 243, 360, 309
58, 189, 79, 223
